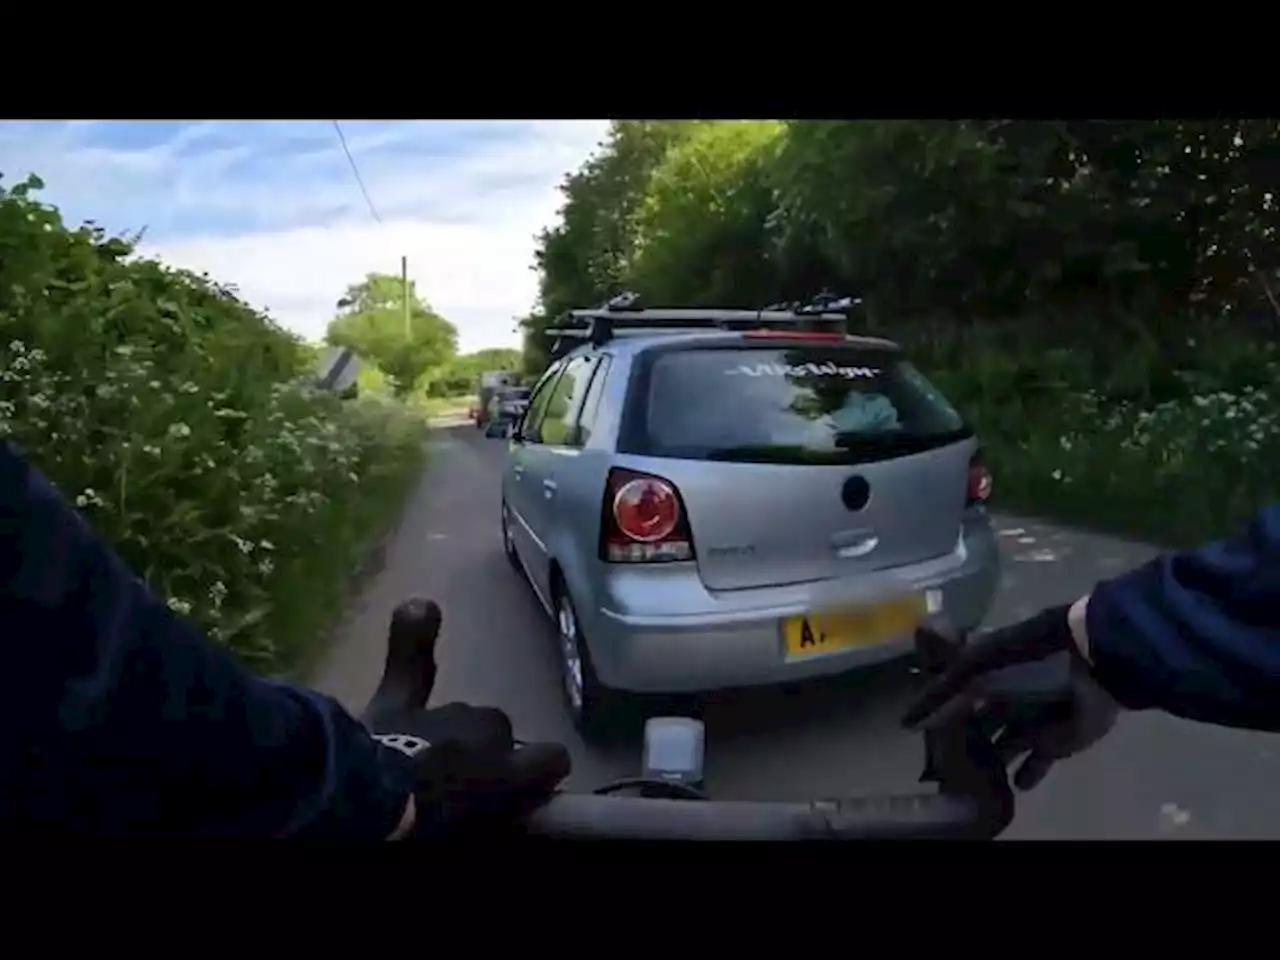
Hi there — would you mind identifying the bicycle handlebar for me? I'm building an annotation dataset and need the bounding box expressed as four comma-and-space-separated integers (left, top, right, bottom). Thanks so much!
519, 789, 993, 841
361, 598, 1015, 841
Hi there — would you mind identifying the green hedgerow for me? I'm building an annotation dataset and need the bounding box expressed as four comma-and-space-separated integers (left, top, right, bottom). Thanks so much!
919, 331, 1280, 548
0, 172, 426, 673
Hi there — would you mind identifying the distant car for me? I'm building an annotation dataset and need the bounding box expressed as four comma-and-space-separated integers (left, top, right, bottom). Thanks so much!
476, 370, 519, 431
484, 387, 531, 437
499, 299, 1000, 738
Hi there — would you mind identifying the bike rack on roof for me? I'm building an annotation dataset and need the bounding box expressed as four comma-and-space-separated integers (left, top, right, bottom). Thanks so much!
544, 291, 863, 354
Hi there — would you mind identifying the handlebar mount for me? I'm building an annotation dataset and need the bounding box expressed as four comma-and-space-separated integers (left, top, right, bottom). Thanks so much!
359, 599, 1015, 841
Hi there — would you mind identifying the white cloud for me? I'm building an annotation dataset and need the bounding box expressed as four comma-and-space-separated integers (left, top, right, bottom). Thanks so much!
0, 120, 609, 352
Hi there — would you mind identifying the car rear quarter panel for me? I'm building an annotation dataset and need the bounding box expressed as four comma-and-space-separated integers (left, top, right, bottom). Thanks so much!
540, 350, 631, 608
542, 447, 612, 597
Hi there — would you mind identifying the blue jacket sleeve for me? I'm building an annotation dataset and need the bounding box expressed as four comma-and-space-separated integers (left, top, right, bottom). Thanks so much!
0, 440, 413, 836
1086, 504, 1280, 731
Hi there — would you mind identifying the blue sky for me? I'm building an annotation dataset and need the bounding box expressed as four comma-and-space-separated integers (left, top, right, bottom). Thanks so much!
0, 120, 609, 351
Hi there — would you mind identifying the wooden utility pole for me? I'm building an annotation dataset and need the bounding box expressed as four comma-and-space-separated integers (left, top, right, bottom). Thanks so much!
401, 255, 411, 339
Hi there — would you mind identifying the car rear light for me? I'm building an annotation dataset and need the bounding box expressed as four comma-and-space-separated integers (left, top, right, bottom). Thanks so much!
743, 329, 847, 342
600, 468, 696, 563
967, 455, 992, 506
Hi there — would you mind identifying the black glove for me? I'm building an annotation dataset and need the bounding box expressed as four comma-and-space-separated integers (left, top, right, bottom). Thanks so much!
372, 702, 571, 838
903, 606, 1120, 791
362, 597, 571, 837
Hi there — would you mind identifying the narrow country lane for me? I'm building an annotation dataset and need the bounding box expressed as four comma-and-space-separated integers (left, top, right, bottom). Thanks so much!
313, 424, 1280, 839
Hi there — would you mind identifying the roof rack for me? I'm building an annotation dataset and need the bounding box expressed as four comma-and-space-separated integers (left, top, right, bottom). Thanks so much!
545, 291, 863, 352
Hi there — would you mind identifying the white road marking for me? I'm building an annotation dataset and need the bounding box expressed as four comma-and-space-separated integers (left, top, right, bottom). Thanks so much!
1159, 802, 1192, 832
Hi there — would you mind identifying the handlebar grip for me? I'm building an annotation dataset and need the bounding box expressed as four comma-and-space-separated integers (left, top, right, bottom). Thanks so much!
360, 598, 442, 727
520, 791, 1001, 841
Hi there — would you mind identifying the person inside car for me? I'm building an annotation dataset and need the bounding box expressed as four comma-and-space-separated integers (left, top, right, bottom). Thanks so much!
0, 439, 570, 836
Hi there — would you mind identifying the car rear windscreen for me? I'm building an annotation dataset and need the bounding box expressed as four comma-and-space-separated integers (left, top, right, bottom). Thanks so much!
635, 346, 970, 464
501, 388, 530, 400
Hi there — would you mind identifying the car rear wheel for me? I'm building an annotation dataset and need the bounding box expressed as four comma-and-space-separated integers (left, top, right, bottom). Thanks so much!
552, 581, 622, 742
500, 499, 521, 571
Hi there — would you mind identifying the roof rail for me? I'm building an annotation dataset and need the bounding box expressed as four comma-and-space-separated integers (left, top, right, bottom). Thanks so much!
603, 291, 644, 311
543, 291, 862, 353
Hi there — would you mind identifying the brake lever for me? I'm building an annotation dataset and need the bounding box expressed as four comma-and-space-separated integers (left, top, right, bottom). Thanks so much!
361, 598, 442, 728
913, 626, 1015, 835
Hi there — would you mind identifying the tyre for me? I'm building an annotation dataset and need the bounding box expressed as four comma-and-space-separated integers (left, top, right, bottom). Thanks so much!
552, 579, 625, 742
500, 499, 521, 572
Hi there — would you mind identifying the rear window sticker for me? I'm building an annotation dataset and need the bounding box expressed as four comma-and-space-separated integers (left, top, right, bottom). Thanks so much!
724, 361, 881, 379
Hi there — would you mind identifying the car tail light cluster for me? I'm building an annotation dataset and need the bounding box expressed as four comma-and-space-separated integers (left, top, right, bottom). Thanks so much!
967, 454, 993, 506
600, 468, 696, 563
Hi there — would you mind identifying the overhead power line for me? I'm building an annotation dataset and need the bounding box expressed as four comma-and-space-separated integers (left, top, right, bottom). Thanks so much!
331, 120, 383, 224
330, 120, 413, 341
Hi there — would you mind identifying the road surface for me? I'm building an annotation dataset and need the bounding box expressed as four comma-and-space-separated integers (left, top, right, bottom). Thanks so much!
314, 424, 1280, 839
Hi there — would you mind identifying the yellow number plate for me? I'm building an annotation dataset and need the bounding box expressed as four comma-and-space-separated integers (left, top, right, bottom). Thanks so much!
782, 595, 928, 660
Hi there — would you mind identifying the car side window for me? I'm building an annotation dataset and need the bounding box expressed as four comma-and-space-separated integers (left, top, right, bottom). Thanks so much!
521, 364, 565, 445
537, 355, 595, 448
572, 354, 612, 447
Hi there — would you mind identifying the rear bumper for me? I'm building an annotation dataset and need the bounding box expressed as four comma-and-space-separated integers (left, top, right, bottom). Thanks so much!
579, 515, 1000, 694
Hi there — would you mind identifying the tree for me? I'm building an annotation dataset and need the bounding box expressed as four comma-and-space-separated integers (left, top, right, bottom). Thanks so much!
526, 118, 1280, 383
522, 121, 704, 372
325, 272, 458, 397
627, 120, 784, 305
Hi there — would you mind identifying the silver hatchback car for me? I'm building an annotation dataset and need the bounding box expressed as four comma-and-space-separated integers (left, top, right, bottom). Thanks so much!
500, 302, 1000, 737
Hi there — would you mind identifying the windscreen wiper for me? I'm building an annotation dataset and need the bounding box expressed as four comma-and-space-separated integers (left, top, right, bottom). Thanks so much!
833, 429, 970, 452
702, 445, 841, 464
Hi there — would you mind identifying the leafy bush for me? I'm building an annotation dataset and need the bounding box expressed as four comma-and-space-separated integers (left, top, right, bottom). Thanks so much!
915, 327, 1280, 546
0, 173, 426, 673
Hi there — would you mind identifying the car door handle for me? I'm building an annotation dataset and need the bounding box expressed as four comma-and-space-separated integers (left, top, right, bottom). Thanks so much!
513, 465, 524, 478
542, 479, 557, 499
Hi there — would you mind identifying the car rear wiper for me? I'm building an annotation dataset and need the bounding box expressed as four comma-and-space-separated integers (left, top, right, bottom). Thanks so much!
833, 429, 970, 452
702, 445, 842, 464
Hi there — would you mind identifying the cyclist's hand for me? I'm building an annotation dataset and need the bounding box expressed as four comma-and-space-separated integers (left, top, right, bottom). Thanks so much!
903, 606, 1120, 791
372, 702, 571, 837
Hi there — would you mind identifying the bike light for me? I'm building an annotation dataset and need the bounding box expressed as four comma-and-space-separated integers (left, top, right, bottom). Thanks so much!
642, 716, 705, 787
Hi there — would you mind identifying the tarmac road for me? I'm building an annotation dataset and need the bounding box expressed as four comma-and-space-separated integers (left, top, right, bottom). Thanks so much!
314, 423, 1280, 839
